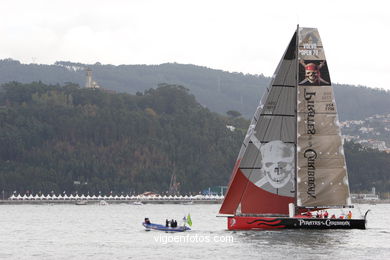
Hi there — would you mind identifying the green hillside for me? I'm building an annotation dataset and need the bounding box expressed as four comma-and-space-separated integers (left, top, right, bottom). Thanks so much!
1, 82, 389, 197
0, 82, 244, 196
344, 142, 390, 195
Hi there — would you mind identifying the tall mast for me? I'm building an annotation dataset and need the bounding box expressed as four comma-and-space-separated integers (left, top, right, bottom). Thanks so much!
294, 24, 299, 212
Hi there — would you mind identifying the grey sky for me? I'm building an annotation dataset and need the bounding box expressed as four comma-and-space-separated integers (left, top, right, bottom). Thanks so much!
1, 0, 389, 89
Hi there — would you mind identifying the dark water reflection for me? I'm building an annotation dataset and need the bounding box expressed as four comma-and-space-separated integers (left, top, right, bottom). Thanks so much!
235, 228, 349, 246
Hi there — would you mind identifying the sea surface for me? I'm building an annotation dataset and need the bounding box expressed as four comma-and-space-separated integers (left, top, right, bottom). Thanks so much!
0, 203, 389, 259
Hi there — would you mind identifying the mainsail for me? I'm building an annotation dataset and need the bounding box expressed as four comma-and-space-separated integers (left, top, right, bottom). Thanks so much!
296, 27, 351, 207
219, 27, 351, 216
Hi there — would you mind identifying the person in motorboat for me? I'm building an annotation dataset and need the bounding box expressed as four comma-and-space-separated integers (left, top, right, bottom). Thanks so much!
166, 219, 169, 227
144, 218, 151, 225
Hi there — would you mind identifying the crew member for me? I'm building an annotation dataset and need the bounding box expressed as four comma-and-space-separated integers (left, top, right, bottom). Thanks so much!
324, 211, 329, 218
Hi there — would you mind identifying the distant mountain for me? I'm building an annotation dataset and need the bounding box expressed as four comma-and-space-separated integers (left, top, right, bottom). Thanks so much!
1, 59, 390, 120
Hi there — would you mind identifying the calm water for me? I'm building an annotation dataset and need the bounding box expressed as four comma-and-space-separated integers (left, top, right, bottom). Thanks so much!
0, 203, 389, 259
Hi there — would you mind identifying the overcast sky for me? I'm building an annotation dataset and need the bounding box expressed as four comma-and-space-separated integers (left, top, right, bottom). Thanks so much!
1, 0, 389, 90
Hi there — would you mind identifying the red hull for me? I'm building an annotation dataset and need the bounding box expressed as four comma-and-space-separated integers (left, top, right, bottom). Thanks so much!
227, 216, 366, 230
228, 216, 287, 230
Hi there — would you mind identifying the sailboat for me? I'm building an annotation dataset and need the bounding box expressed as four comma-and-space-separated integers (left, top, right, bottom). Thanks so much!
219, 26, 369, 230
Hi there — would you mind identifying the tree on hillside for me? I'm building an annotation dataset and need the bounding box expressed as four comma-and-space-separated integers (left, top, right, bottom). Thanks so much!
226, 110, 241, 118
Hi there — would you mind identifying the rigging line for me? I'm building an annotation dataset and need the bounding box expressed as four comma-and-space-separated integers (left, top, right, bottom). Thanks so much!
260, 114, 295, 117
249, 140, 295, 144
272, 84, 295, 88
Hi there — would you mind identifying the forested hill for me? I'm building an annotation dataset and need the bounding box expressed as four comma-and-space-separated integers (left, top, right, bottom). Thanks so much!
0, 82, 389, 196
1, 59, 390, 121
345, 142, 390, 195
0, 82, 244, 196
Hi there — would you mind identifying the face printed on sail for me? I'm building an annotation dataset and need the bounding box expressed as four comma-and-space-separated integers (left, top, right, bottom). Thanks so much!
304, 64, 318, 83
254, 140, 294, 190
298, 60, 330, 86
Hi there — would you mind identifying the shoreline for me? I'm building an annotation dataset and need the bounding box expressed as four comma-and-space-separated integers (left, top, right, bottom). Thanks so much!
1, 199, 389, 205
0, 199, 222, 205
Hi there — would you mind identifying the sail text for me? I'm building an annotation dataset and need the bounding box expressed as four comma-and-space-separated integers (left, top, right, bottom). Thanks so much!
304, 149, 317, 199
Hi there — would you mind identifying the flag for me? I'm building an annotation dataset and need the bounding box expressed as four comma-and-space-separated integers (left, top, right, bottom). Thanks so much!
187, 213, 192, 227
